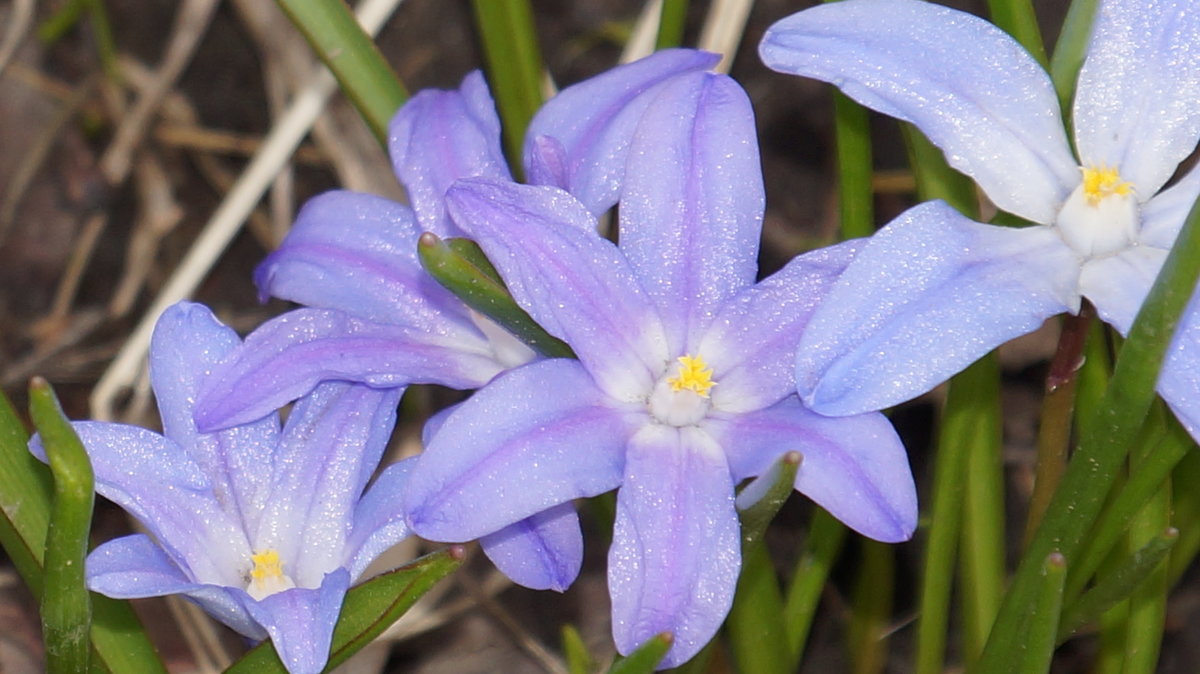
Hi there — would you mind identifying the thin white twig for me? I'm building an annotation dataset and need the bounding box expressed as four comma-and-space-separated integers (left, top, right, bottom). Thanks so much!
621, 0, 662, 64
698, 0, 756, 73
90, 0, 406, 421
0, 0, 34, 76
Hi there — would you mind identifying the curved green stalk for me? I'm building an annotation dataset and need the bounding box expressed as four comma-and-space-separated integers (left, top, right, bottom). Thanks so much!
655, 0, 689, 49
783, 507, 846, 663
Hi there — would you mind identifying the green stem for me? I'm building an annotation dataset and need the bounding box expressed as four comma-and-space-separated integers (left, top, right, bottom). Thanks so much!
1048, 0, 1099, 128
849, 540, 893, 674
30, 379, 95, 674
986, 0, 1048, 68
275, 0, 407, 145
958, 354, 1005, 663
783, 508, 846, 664
975, 186, 1200, 674
1018, 553, 1067, 674
471, 0, 545, 168
833, 92, 874, 240
655, 0, 688, 49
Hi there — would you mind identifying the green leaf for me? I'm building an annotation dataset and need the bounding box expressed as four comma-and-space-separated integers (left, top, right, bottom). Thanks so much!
1048, 0, 1099, 130
782, 507, 846, 664
977, 185, 1200, 674
607, 632, 672, 674
986, 0, 1048, 69
226, 546, 464, 673
735, 450, 800, 546
1018, 553, 1067, 674
275, 0, 407, 144
561, 624, 595, 674
832, 92, 875, 240
418, 233, 575, 359
0, 389, 165, 674
1058, 529, 1177, 644
727, 539, 789, 674
471, 0, 545, 167
31, 378, 95, 674
655, 0, 688, 49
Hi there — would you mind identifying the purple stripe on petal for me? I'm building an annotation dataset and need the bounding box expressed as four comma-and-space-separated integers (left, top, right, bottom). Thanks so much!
405, 359, 635, 541
760, 0, 1078, 223
706, 396, 917, 542
194, 307, 502, 431
609, 424, 740, 668
255, 190, 467, 329
701, 239, 859, 413
525, 48, 720, 215
149, 303, 280, 537
446, 178, 669, 400
481, 503, 583, 592
256, 382, 402, 587
389, 71, 511, 235
796, 201, 1080, 416
1073, 0, 1200, 196
619, 71, 764, 353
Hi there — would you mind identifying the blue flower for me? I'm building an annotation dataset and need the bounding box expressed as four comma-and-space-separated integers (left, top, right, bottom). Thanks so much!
402, 69, 917, 668
191, 49, 729, 594
760, 0, 1200, 434
29, 302, 412, 674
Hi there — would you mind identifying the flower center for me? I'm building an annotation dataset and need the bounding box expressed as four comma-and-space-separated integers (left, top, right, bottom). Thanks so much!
246, 549, 296, 600
1055, 165, 1139, 258
648, 355, 715, 427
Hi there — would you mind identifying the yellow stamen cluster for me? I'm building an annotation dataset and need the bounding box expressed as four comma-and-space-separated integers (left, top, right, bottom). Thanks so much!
667, 355, 716, 398
1081, 165, 1133, 206
250, 549, 285, 585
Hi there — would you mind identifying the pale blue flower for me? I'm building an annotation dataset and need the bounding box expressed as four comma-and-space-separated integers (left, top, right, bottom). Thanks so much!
761, 0, 1200, 435
402, 69, 917, 668
192, 50, 726, 594
30, 302, 411, 674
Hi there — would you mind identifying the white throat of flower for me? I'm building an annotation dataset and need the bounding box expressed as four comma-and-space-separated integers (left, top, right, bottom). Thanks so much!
1055, 165, 1139, 258
648, 355, 715, 427
246, 549, 296, 600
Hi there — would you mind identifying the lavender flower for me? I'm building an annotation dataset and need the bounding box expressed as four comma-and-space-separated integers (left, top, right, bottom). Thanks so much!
192, 50, 725, 594
760, 0, 1200, 432
30, 302, 411, 674
402, 69, 917, 668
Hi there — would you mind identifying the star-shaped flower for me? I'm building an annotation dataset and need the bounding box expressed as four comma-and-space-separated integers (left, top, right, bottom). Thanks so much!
191, 50, 727, 593
760, 0, 1200, 433
402, 68, 917, 668
30, 302, 413, 674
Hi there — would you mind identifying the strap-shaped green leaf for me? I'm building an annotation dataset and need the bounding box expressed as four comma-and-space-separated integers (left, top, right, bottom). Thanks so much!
419, 233, 575, 359
31, 378, 95, 674
607, 633, 673, 674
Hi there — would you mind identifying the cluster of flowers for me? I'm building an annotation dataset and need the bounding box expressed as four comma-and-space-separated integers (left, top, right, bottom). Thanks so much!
30, 0, 1200, 671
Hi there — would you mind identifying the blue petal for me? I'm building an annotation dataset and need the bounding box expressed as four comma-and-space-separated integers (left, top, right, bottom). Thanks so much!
194, 307, 502, 431
149, 302, 280, 537
760, 0, 1078, 224
345, 458, 415, 580
525, 48, 720, 215
1079, 246, 1169, 335
405, 359, 636, 541
389, 71, 510, 234
1156, 289, 1200, 440
700, 239, 859, 413
256, 382, 402, 588
795, 201, 1080, 416
480, 503, 583, 592
1142, 164, 1200, 250
608, 425, 740, 668
31, 423, 250, 587
86, 535, 265, 640
243, 569, 351, 674
445, 178, 669, 400
255, 190, 467, 328
706, 396, 917, 542
619, 71, 763, 352
1072, 0, 1200, 196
